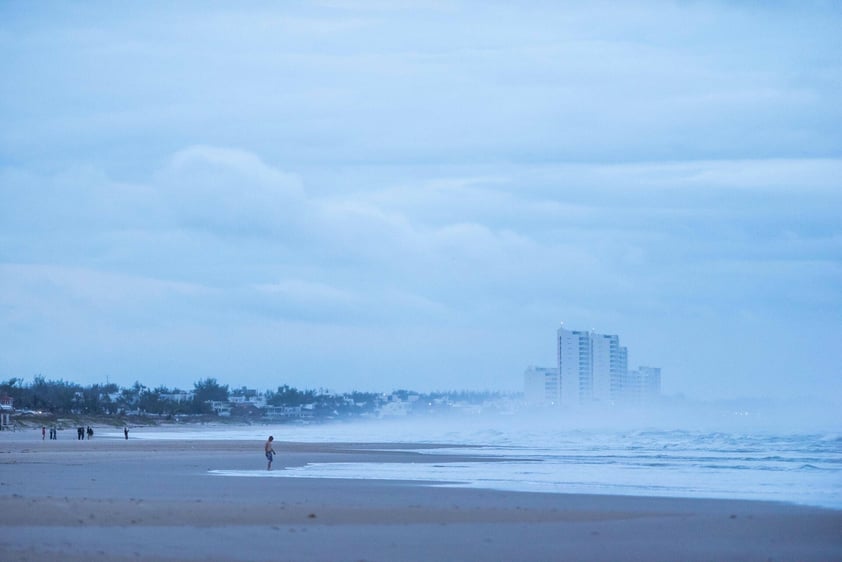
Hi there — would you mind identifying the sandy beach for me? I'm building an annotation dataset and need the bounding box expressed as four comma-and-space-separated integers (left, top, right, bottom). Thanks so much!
1, 429, 840, 561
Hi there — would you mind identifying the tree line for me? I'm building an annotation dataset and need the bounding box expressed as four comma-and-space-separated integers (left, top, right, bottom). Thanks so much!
0, 376, 504, 419
0, 376, 230, 416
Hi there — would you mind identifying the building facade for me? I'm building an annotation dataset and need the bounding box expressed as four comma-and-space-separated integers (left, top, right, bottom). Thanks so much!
0, 396, 13, 429
590, 332, 628, 403
554, 325, 651, 406
523, 366, 560, 406
557, 327, 590, 406
621, 366, 661, 403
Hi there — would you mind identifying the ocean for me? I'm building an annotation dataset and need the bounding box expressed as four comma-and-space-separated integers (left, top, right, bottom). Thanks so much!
118, 417, 842, 510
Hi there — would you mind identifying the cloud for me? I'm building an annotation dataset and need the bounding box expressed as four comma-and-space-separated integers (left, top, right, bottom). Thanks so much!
159, 145, 304, 235
0, 263, 216, 357
249, 279, 361, 322
1, 0, 841, 397
5, 149, 839, 315
3, 2, 840, 169
1, 146, 840, 396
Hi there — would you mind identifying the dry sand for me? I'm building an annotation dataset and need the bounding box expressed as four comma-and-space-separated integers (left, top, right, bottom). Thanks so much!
1, 429, 840, 561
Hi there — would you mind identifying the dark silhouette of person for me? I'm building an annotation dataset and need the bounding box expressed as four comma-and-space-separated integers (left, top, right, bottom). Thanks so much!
265, 436, 276, 470
124, 427, 129, 440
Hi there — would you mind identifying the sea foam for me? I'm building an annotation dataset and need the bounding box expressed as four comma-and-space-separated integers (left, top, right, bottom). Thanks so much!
127, 418, 842, 510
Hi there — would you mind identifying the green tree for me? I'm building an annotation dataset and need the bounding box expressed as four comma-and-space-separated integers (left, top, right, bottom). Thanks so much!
29, 376, 80, 413
191, 378, 229, 414
265, 385, 315, 407
0, 378, 26, 406
118, 381, 147, 412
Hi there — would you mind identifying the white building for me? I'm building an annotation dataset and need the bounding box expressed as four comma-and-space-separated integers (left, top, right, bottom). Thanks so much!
160, 392, 195, 403
523, 366, 560, 405
526, 325, 660, 408
0, 396, 13, 429
557, 326, 629, 405
557, 327, 590, 406
591, 333, 628, 403
622, 366, 661, 403
264, 405, 304, 419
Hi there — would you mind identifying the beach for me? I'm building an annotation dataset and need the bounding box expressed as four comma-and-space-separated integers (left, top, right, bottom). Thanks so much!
1, 430, 840, 561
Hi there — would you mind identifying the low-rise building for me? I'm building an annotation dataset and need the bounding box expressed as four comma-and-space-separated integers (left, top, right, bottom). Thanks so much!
264, 405, 304, 419
622, 366, 662, 403
160, 392, 195, 403
0, 396, 13, 429
523, 366, 560, 406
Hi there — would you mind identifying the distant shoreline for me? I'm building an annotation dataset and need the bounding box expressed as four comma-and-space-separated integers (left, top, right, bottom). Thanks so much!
5, 412, 289, 431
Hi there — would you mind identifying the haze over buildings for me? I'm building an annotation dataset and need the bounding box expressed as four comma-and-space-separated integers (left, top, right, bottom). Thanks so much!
525, 326, 661, 407
1, 2, 840, 405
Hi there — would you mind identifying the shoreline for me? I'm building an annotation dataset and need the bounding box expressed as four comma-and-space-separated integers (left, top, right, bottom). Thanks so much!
2, 435, 841, 561
4, 424, 841, 510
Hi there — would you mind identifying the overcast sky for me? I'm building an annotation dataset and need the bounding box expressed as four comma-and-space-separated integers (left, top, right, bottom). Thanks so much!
1, 1, 840, 401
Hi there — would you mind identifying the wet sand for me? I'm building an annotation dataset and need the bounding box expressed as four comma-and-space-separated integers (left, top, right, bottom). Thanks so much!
1, 431, 840, 561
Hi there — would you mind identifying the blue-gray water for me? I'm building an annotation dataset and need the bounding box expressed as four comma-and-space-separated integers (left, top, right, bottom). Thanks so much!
121, 419, 842, 510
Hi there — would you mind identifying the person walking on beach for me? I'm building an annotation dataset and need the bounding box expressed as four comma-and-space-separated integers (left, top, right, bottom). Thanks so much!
265, 436, 276, 470
41, 426, 45, 440
124, 426, 129, 440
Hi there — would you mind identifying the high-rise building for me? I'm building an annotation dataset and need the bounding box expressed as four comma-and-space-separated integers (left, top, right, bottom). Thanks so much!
591, 333, 627, 403
528, 325, 659, 408
556, 325, 638, 406
557, 327, 590, 406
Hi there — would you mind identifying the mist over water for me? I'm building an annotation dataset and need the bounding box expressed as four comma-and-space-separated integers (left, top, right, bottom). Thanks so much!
127, 401, 842, 510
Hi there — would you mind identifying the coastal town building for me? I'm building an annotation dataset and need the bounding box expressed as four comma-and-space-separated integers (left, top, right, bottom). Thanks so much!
264, 405, 306, 419
621, 366, 662, 403
590, 332, 628, 403
159, 392, 195, 403
527, 325, 660, 407
0, 396, 13, 429
523, 366, 560, 406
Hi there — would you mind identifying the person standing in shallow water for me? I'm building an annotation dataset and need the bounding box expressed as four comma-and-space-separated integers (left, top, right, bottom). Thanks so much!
265, 436, 276, 470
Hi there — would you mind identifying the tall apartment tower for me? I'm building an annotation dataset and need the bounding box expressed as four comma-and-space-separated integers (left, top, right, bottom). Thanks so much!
557, 327, 589, 405
557, 326, 628, 405
592, 333, 628, 402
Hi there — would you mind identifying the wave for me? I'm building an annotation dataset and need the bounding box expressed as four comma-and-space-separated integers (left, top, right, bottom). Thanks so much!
123, 421, 842, 510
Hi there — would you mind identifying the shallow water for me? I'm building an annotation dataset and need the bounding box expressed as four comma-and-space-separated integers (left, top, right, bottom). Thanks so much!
114, 419, 842, 510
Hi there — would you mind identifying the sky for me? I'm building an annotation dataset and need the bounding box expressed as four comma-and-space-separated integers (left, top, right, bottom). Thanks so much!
1, 1, 840, 401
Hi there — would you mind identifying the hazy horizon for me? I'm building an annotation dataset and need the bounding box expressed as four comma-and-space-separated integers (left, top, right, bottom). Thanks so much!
2, 2, 840, 404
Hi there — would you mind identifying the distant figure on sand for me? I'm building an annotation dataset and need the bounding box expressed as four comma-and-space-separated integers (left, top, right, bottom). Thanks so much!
265, 436, 276, 470
124, 427, 129, 440
41, 426, 45, 440
86, 426, 93, 440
